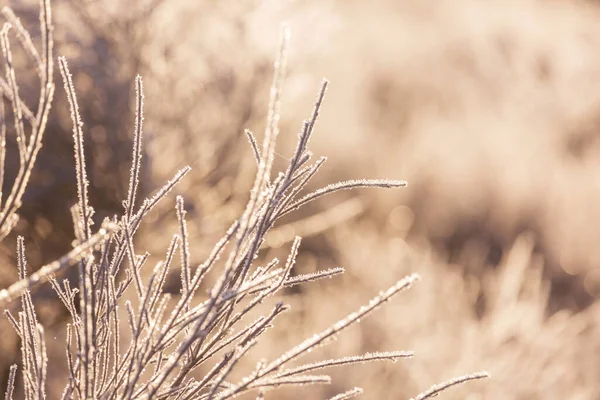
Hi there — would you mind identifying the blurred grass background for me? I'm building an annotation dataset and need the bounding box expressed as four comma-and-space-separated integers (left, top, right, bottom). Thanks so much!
3, 0, 600, 398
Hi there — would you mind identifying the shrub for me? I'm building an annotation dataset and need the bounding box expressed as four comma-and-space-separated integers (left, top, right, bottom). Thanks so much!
0, 1, 487, 398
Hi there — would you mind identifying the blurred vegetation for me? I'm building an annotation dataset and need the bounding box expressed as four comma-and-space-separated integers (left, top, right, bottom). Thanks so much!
3, 0, 600, 398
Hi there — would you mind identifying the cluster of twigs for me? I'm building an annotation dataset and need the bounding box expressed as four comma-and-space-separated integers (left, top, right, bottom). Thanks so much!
0, 0, 54, 242
0, 1, 488, 399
